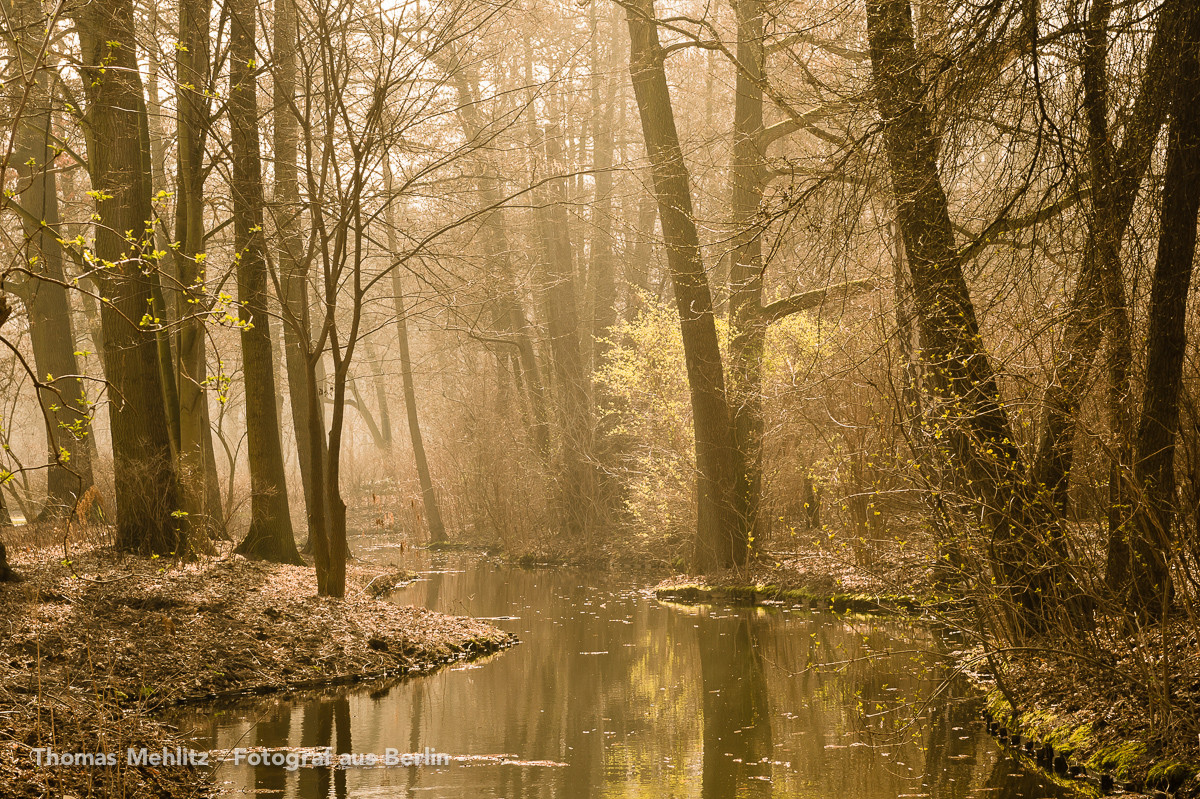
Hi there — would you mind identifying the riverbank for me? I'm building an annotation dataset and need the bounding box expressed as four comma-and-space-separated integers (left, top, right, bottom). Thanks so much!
652, 540, 954, 614
968, 619, 1200, 798
652, 543, 1199, 798
0, 542, 516, 798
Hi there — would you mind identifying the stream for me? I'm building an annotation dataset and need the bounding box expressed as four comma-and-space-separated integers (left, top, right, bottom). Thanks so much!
176, 542, 1070, 798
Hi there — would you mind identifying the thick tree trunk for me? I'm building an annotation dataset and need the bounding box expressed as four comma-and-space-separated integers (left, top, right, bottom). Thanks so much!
229, 0, 302, 564
1125, 10, 1200, 619
76, 0, 185, 555
625, 0, 746, 571
9, 0, 94, 515
727, 0, 769, 548
865, 0, 1066, 631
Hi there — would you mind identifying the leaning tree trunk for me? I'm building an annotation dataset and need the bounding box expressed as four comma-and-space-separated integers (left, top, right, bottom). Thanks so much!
229, 0, 302, 564
9, 0, 94, 516
75, 0, 185, 555
625, 0, 746, 571
1126, 8, 1200, 620
865, 0, 1070, 633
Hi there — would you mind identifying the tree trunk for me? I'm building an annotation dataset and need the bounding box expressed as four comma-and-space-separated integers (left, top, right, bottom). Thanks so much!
535, 124, 597, 541
625, 196, 657, 317
1125, 9, 1200, 619
589, 3, 620, 369
1030, 0, 1187, 525
438, 50, 551, 454
173, 0, 223, 543
9, 0, 95, 516
303, 357, 331, 593
383, 158, 447, 544
362, 340, 393, 450
864, 0, 1066, 631
75, 0, 185, 555
625, 0, 746, 571
727, 0, 769, 548
271, 0, 327, 547
229, 0, 302, 564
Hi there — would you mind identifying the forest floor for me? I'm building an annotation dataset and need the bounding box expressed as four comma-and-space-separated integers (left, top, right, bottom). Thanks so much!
0, 537, 516, 798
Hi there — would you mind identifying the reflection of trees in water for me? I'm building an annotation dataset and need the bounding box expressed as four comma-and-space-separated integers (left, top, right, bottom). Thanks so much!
975, 747, 1060, 799
334, 696, 351, 799
920, 694, 981, 799
175, 561, 1075, 799
406, 682, 424, 796
252, 702, 291, 795
297, 695, 332, 799
290, 692, 349, 799
698, 612, 773, 799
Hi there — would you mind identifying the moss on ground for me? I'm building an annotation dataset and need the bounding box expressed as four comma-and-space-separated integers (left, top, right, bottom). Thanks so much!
1087, 741, 1148, 782
1145, 760, 1197, 793
651, 581, 935, 616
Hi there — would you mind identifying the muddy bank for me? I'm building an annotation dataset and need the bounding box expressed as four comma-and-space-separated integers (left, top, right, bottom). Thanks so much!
0, 544, 516, 798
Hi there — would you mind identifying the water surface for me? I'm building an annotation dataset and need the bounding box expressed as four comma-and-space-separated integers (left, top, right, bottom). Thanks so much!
179, 543, 1068, 799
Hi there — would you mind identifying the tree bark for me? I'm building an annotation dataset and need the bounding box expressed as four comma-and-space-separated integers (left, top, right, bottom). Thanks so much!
1125, 8, 1200, 619
75, 0, 185, 555
8, 0, 94, 515
229, 0, 302, 564
625, 0, 746, 571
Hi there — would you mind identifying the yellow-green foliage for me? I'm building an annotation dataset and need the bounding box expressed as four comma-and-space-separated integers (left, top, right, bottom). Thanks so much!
1089, 741, 1147, 781
596, 296, 817, 550
1146, 760, 1197, 792
985, 688, 1015, 727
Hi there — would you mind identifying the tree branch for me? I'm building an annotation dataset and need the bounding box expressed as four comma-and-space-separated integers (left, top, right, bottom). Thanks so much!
760, 277, 882, 324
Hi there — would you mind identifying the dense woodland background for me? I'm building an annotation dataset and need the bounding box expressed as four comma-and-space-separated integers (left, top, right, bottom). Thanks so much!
1, 0, 1199, 640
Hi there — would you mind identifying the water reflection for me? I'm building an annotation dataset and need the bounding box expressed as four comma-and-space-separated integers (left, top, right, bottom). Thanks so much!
177, 545, 1070, 799
699, 615, 772, 798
